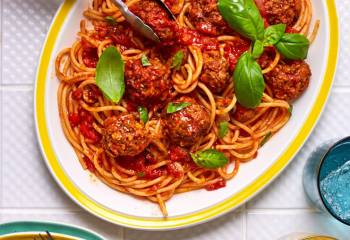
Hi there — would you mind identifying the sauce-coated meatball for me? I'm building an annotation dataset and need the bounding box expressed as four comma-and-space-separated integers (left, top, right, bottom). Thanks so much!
125, 57, 171, 106
232, 103, 259, 123
264, 60, 311, 101
201, 50, 231, 93
188, 0, 229, 36
165, 96, 210, 147
262, 0, 301, 27
129, 0, 177, 41
102, 114, 150, 157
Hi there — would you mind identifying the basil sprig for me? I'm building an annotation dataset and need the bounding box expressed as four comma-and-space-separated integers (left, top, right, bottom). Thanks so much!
217, 0, 311, 108
166, 102, 191, 114
263, 24, 286, 46
218, 121, 229, 138
251, 40, 264, 58
218, 0, 264, 41
275, 34, 310, 60
138, 106, 149, 124
141, 54, 151, 66
234, 52, 265, 108
171, 50, 184, 70
191, 149, 228, 169
96, 46, 125, 103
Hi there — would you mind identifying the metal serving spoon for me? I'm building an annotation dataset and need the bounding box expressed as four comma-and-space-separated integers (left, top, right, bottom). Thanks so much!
111, 0, 160, 43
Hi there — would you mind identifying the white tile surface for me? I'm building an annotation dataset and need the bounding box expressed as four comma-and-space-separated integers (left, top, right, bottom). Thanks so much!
1, 90, 76, 208
125, 211, 244, 240
334, 0, 350, 86
247, 211, 350, 240
2, 0, 61, 84
0, 210, 123, 239
1, 0, 350, 239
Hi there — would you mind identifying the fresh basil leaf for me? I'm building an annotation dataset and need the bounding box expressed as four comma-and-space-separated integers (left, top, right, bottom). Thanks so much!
218, 0, 264, 40
275, 33, 310, 60
288, 105, 293, 114
234, 52, 265, 108
263, 24, 286, 46
105, 16, 117, 25
170, 50, 184, 70
260, 132, 272, 146
141, 54, 151, 67
251, 40, 264, 58
191, 149, 228, 169
218, 121, 229, 138
138, 106, 149, 124
166, 102, 191, 114
96, 46, 125, 103
137, 171, 145, 177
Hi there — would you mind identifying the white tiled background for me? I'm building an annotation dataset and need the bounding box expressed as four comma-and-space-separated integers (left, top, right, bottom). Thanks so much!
0, 0, 350, 239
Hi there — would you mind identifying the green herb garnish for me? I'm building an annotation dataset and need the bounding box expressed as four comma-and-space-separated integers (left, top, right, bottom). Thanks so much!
263, 24, 286, 46
170, 50, 184, 70
218, 0, 265, 41
191, 149, 228, 169
96, 46, 125, 103
234, 52, 265, 108
275, 33, 310, 60
138, 106, 149, 124
166, 102, 191, 114
251, 40, 264, 58
141, 54, 151, 67
218, 121, 229, 138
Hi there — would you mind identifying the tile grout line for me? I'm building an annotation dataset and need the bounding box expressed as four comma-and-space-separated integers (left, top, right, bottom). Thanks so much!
0, 0, 3, 210
243, 203, 247, 240
121, 226, 125, 240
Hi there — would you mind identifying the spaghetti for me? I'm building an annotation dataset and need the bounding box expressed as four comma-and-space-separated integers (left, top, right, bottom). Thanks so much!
55, 0, 318, 217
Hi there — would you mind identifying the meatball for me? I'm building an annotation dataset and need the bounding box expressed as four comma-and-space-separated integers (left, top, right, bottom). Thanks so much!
264, 60, 311, 101
188, 0, 230, 36
201, 50, 231, 93
232, 103, 259, 123
102, 114, 150, 157
129, 0, 176, 41
125, 57, 171, 106
164, 96, 210, 147
262, 0, 301, 27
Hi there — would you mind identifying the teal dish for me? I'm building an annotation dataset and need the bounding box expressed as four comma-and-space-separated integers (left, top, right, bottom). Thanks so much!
0, 221, 104, 240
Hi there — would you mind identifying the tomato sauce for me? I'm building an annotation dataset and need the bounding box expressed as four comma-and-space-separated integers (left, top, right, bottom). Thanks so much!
176, 28, 220, 51
83, 156, 96, 173
117, 154, 168, 180
168, 146, 191, 163
68, 107, 101, 143
82, 47, 99, 68
223, 38, 250, 71
167, 162, 183, 178
205, 179, 226, 191
72, 88, 83, 100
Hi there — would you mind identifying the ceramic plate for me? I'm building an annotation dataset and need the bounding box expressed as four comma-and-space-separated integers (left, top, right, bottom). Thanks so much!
0, 221, 104, 240
34, 0, 339, 230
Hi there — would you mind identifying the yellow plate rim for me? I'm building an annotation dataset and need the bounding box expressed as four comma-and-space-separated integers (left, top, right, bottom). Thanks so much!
34, 0, 339, 230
